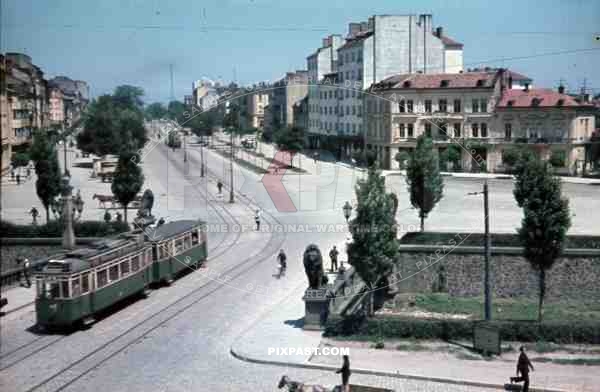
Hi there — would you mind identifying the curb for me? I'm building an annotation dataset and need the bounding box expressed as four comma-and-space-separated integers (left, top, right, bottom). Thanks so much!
230, 345, 568, 392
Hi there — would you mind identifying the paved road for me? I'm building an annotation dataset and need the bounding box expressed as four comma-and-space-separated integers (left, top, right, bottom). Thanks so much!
1, 141, 498, 392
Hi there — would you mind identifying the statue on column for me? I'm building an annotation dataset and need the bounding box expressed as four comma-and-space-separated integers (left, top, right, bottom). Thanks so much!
303, 244, 328, 289
133, 188, 156, 229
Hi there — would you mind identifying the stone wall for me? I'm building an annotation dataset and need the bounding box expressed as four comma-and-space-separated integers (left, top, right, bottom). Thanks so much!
391, 245, 600, 301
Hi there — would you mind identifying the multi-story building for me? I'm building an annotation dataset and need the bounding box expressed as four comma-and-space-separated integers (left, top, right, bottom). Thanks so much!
240, 87, 269, 130
307, 14, 464, 159
264, 71, 308, 137
495, 86, 596, 175
1, 55, 12, 175
292, 96, 309, 133
48, 86, 65, 125
48, 76, 89, 125
366, 69, 597, 173
5, 53, 49, 147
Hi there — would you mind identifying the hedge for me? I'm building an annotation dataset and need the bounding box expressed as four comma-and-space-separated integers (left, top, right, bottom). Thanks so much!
324, 316, 600, 344
1, 220, 130, 238
399, 232, 600, 250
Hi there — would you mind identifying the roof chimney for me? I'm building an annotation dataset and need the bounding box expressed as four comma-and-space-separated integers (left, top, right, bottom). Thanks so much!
435, 26, 443, 38
558, 84, 565, 94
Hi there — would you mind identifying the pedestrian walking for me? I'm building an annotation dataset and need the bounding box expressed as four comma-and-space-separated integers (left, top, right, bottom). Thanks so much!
254, 209, 261, 231
16, 173, 21, 185
19, 257, 31, 288
329, 245, 339, 272
29, 206, 39, 225
313, 151, 318, 164
116, 211, 123, 223
26, 167, 31, 178
510, 346, 534, 391
335, 355, 351, 392
11, 169, 15, 181
217, 180, 223, 194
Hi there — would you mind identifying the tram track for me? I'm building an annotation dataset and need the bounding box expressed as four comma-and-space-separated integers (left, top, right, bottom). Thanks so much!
10, 143, 287, 392
0, 144, 243, 372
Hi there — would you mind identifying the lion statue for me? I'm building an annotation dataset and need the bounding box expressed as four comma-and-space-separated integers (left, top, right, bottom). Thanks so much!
303, 244, 328, 289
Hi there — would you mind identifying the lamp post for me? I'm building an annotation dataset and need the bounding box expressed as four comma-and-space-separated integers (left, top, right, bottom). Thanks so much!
200, 132, 205, 177
61, 175, 76, 249
343, 201, 352, 222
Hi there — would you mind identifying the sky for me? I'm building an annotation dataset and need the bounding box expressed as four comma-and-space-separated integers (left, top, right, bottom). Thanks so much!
2, 0, 599, 103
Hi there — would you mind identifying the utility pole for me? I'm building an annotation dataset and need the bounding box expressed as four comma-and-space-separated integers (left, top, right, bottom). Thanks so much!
63, 120, 68, 175
200, 136, 205, 177
467, 181, 492, 321
229, 129, 234, 203
483, 181, 491, 321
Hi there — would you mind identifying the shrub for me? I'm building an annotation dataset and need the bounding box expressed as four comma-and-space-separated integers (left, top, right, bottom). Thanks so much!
325, 316, 600, 344
1, 220, 129, 238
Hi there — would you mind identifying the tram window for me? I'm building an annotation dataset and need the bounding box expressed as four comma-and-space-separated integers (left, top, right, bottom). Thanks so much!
109, 265, 119, 281
82, 273, 90, 293
46, 282, 60, 299
146, 250, 152, 264
61, 280, 70, 298
121, 259, 130, 275
175, 238, 185, 254
131, 257, 140, 271
72, 277, 81, 297
37, 280, 44, 297
184, 233, 192, 249
97, 270, 108, 287
191, 230, 199, 245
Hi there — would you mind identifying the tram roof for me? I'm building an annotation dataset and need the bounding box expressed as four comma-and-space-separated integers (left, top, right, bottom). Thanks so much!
41, 258, 91, 274
145, 220, 203, 241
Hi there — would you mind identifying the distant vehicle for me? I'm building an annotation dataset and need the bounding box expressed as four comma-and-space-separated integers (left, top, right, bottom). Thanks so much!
34, 220, 207, 329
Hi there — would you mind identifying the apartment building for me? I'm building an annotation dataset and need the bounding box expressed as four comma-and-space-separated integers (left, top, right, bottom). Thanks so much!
1, 56, 11, 174
306, 14, 464, 159
264, 71, 308, 137
366, 69, 597, 173
240, 87, 270, 130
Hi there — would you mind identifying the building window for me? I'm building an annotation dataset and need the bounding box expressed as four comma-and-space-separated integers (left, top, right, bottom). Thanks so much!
480, 99, 488, 112
352, 106, 356, 115
472, 99, 479, 113
334, 106, 338, 114
472, 123, 479, 137
407, 100, 414, 112
358, 106, 362, 116
424, 100, 432, 113
346, 89, 350, 98
453, 99, 461, 113
351, 52, 355, 62
425, 123, 432, 138
407, 123, 414, 138
346, 123, 350, 133
352, 89, 356, 98
399, 124, 405, 138
352, 123, 356, 133
481, 123, 488, 137
504, 123, 512, 140
438, 99, 447, 112
346, 106, 350, 115
454, 123, 461, 138
351, 70, 356, 80
399, 100, 405, 112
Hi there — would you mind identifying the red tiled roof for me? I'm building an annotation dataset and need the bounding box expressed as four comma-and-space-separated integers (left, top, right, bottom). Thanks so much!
497, 88, 582, 108
372, 71, 499, 90
440, 35, 463, 48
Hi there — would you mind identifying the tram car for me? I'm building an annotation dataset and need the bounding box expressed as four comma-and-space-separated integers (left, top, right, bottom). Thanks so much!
34, 220, 207, 329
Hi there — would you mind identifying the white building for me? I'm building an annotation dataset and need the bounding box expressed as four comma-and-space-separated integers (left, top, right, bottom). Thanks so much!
306, 14, 464, 159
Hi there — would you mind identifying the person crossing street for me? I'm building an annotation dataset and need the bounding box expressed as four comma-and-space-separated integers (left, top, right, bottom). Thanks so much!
329, 245, 339, 272
510, 346, 534, 391
276, 249, 287, 278
254, 209, 261, 231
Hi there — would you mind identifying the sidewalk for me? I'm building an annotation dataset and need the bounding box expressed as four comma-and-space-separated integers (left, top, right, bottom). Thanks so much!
383, 169, 600, 184
230, 285, 596, 392
0, 285, 36, 314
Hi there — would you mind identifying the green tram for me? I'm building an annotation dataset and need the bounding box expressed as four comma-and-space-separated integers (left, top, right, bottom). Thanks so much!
34, 220, 207, 329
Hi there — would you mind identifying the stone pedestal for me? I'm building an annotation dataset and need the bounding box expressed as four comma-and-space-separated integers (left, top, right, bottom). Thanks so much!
302, 288, 330, 330
61, 177, 75, 249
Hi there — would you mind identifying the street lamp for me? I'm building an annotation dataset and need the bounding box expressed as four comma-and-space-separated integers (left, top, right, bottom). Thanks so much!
342, 201, 352, 222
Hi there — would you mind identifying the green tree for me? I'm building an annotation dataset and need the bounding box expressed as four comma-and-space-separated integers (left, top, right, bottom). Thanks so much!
113, 85, 145, 112
275, 126, 304, 167
111, 151, 144, 223
31, 131, 62, 222
502, 146, 535, 174
394, 151, 410, 170
405, 135, 444, 231
515, 159, 571, 322
348, 166, 399, 315
167, 100, 186, 123
11, 151, 30, 168
77, 88, 147, 156
439, 145, 461, 172
145, 102, 168, 120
